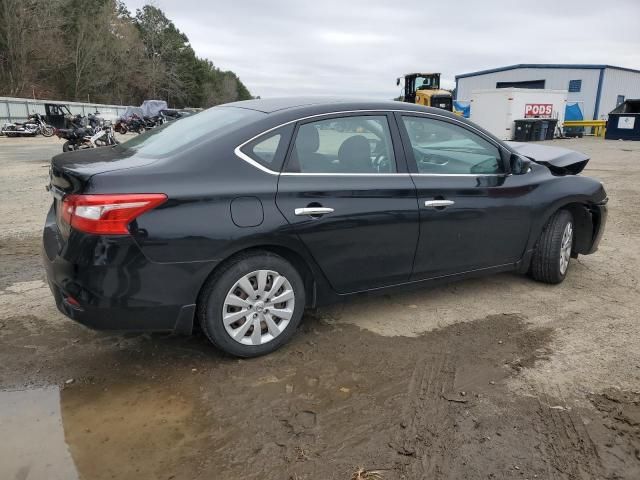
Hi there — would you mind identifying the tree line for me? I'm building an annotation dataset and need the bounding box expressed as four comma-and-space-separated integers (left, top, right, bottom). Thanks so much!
0, 0, 252, 108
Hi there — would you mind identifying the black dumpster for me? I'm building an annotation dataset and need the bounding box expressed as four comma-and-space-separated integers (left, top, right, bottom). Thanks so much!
514, 119, 535, 141
514, 119, 558, 141
544, 119, 558, 140
605, 99, 640, 141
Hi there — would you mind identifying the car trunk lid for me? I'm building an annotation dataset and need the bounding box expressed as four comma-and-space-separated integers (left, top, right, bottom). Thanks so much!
49, 146, 158, 194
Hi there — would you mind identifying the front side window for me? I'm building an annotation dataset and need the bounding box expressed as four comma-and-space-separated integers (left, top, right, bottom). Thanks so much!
402, 116, 503, 175
285, 115, 396, 174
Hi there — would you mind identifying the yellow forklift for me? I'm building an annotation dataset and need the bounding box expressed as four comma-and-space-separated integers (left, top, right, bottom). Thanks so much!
396, 73, 453, 111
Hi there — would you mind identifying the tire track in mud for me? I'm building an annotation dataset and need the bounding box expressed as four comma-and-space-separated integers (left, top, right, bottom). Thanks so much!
390, 349, 458, 479
535, 384, 603, 479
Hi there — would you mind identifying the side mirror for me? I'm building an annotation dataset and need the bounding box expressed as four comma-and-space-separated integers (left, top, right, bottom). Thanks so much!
510, 154, 531, 175
396, 78, 401, 86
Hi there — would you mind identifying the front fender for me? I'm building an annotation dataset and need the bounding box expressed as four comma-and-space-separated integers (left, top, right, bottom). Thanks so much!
526, 174, 607, 254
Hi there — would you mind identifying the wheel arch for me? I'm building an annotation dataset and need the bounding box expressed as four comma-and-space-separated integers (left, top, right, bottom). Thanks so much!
195, 242, 328, 319
530, 201, 595, 257
561, 202, 594, 255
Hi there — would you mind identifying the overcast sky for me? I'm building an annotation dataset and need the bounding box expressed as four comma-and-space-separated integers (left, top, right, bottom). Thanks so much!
123, 0, 640, 99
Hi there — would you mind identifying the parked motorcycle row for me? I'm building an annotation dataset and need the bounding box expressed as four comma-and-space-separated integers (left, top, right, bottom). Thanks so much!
1, 113, 54, 137
2, 100, 198, 152
114, 108, 193, 135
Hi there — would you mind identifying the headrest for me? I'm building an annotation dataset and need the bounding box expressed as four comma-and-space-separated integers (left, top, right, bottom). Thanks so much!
338, 135, 370, 161
296, 125, 320, 154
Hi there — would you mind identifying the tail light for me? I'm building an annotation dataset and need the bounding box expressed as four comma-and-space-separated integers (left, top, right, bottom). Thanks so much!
61, 193, 167, 235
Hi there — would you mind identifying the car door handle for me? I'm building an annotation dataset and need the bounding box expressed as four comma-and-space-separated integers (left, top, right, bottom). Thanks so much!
294, 207, 335, 216
424, 200, 455, 208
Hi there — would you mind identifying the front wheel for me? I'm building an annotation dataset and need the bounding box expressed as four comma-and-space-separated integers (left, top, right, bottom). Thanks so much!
530, 209, 574, 284
41, 125, 54, 137
62, 141, 75, 152
198, 251, 305, 357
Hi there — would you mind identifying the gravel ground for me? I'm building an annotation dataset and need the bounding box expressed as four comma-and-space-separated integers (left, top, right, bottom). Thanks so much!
0, 134, 639, 479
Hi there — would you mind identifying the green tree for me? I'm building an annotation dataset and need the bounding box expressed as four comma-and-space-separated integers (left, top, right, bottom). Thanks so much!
0, 1, 251, 107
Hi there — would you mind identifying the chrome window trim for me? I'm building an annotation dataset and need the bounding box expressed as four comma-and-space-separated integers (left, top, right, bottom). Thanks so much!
280, 172, 506, 177
233, 109, 506, 177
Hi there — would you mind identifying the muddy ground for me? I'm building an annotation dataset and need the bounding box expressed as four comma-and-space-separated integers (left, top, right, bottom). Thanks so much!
1, 135, 639, 480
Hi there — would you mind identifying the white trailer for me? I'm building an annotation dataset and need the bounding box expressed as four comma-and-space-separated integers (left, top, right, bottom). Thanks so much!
469, 88, 568, 140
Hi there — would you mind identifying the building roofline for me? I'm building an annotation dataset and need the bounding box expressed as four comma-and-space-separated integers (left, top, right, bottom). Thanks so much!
455, 63, 640, 79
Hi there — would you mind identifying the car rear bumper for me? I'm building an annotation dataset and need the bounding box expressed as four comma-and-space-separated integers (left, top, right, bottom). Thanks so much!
42, 206, 214, 333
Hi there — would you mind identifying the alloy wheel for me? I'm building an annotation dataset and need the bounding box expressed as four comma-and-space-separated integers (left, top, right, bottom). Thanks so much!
559, 222, 573, 275
222, 270, 295, 346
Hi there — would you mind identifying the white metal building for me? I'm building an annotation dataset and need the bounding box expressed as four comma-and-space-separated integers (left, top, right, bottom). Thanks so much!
455, 64, 640, 121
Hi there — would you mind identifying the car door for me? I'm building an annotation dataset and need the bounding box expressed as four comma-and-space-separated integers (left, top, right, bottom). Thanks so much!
396, 112, 533, 280
275, 112, 419, 294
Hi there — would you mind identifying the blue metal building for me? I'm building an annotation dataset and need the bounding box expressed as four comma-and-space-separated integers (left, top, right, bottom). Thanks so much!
455, 64, 640, 121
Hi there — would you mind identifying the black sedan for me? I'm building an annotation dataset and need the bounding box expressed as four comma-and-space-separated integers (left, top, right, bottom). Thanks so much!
43, 98, 607, 357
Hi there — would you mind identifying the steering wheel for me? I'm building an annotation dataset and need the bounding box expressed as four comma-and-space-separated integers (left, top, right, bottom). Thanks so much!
369, 139, 391, 172
414, 147, 449, 166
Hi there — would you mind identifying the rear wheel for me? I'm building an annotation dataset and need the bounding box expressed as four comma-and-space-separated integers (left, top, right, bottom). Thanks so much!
62, 141, 75, 152
530, 209, 574, 284
198, 251, 305, 357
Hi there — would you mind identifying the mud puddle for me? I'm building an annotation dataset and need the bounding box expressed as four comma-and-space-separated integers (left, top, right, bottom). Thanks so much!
0, 387, 78, 480
1, 315, 638, 479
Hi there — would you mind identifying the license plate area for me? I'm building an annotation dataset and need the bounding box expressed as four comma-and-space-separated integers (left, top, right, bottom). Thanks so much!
51, 189, 71, 238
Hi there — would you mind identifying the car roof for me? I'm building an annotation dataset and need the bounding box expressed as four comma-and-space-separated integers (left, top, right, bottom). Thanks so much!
220, 96, 460, 119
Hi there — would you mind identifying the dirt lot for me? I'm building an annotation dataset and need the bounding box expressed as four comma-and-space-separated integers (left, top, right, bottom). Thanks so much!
1, 135, 639, 480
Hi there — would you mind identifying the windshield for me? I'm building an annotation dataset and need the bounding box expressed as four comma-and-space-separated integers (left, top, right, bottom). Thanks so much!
414, 75, 439, 90
117, 106, 263, 157
416, 76, 432, 88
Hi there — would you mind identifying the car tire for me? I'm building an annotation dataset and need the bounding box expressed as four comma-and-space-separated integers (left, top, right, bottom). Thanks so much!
530, 209, 574, 284
198, 251, 306, 357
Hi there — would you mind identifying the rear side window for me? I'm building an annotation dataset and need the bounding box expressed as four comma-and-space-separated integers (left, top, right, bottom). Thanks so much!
240, 124, 294, 171
119, 106, 263, 157
285, 115, 396, 174
252, 134, 281, 164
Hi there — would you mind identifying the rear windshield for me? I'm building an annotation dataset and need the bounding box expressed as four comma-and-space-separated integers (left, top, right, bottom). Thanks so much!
117, 106, 263, 157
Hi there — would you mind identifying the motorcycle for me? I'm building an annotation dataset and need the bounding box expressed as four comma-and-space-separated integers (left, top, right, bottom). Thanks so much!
116, 114, 146, 134
114, 118, 129, 135
55, 115, 118, 152
130, 114, 148, 133
143, 114, 162, 129
1, 113, 54, 137
97, 120, 118, 147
